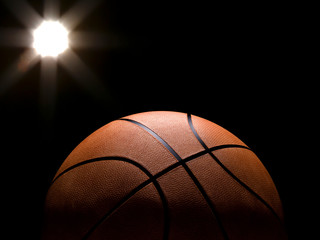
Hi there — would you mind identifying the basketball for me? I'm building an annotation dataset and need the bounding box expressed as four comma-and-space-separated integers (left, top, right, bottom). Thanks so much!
42, 111, 287, 240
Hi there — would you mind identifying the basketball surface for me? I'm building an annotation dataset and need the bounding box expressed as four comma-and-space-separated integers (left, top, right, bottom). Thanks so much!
42, 111, 287, 240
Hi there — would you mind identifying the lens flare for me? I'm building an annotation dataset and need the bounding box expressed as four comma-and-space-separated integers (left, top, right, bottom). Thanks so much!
1, 0, 110, 107
32, 20, 69, 57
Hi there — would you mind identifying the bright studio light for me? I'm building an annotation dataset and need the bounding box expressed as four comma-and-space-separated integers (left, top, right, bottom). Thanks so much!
33, 20, 69, 57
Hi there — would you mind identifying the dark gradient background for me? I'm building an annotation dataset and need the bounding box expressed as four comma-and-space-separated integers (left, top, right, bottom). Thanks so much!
0, 0, 306, 239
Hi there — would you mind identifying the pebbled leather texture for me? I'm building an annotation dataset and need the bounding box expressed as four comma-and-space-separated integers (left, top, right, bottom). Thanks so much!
43, 111, 287, 240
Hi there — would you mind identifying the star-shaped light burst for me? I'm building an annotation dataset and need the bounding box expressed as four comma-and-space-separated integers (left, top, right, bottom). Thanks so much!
0, 0, 110, 124
33, 20, 69, 57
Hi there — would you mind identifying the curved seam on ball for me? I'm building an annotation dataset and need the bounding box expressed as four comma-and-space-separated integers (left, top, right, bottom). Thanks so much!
187, 113, 284, 226
120, 118, 230, 240
49, 156, 169, 240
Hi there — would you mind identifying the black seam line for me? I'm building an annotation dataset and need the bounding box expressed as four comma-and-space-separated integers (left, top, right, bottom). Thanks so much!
120, 118, 230, 240
187, 113, 283, 225
82, 178, 153, 240
51, 157, 150, 186
120, 118, 181, 160
50, 157, 169, 240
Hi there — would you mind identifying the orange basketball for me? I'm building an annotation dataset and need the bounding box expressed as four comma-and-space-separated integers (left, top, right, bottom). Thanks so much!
43, 111, 287, 240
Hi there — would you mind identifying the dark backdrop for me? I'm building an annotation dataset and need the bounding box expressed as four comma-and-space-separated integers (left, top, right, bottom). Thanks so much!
0, 0, 305, 239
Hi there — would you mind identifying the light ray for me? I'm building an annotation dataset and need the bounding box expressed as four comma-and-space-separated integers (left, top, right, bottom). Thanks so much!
69, 31, 116, 49
59, 49, 109, 101
0, 28, 33, 47
40, 57, 57, 130
2, 0, 42, 29
0, 49, 39, 96
61, 0, 102, 30
43, 0, 60, 20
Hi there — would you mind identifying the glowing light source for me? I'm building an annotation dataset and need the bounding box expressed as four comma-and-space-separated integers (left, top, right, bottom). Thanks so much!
32, 20, 69, 57
1, 0, 109, 105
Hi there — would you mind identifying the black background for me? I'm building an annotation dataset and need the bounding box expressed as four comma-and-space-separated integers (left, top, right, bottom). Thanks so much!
0, 0, 308, 239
